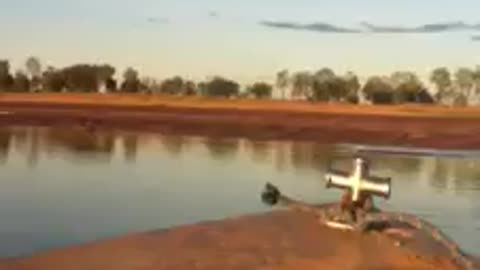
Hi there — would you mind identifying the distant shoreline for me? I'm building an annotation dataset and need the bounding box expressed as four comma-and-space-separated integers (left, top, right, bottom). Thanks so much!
0, 93, 480, 150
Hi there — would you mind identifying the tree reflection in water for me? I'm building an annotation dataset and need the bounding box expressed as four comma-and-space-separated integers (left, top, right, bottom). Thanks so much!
0, 126, 477, 194
287, 142, 336, 173
42, 127, 115, 163
121, 133, 139, 162
160, 135, 189, 157
0, 129, 11, 165
245, 140, 271, 163
203, 137, 240, 161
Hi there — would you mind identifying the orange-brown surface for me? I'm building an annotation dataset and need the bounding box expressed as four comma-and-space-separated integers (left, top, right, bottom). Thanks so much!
0, 93, 479, 149
0, 210, 476, 270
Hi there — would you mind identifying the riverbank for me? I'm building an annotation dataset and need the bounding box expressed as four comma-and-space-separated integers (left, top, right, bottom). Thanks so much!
0, 93, 480, 149
0, 209, 474, 270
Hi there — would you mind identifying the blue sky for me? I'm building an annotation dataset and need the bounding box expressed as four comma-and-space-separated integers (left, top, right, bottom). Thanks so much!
1, 0, 480, 84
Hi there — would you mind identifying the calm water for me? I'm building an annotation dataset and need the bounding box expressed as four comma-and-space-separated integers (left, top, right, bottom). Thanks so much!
0, 126, 479, 258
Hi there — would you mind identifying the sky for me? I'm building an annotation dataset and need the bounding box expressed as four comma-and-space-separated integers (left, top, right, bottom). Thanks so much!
1, 0, 480, 84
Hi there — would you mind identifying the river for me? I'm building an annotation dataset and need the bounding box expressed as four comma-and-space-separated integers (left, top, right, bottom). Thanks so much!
0, 126, 478, 258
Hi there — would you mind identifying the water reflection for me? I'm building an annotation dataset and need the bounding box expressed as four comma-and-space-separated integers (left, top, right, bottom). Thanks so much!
245, 140, 270, 163
0, 126, 478, 193
159, 135, 188, 157
121, 134, 138, 162
203, 137, 239, 161
0, 129, 11, 164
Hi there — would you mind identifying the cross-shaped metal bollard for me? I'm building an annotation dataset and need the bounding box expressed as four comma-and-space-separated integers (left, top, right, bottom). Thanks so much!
325, 157, 392, 202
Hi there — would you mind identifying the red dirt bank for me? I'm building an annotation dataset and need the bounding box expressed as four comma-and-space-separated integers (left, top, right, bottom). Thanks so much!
0, 94, 479, 149
0, 210, 476, 270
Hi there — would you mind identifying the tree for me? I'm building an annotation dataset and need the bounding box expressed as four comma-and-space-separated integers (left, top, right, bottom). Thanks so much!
96, 64, 116, 93
42, 67, 66, 92
291, 71, 313, 99
472, 66, 480, 95
455, 67, 474, 93
344, 72, 360, 94
395, 80, 425, 103
140, 77, 160, 94
390, 71, 423, 103
314, 68, 335, 82
12, 70, 30, 92
416, 89, 435, 104
183, 80, 197, 96
201, 77, 239, 98
247, 82, 272, 99
430, 67, 452, 103
26, 57, 42, 92
58, 64, 115, 92
312, 76, 349, 102
160, 76, 185, 95
362, 76, 395, 104
0, 60, 14, 91
62, 65, 96, 92
105, 78, 117, 92
121, 67, 140, 93
276, 70, 289, 100
310, 68, 335, 102
328, 77, 350, 101
451, 67, 475, 106
25, 57, 42, 78
453, 93, 468, 107
344, 71, 361, 103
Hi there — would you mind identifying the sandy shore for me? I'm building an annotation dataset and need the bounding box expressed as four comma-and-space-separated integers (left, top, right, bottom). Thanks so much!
0, 94, 479, 149
0, 209, 477, 270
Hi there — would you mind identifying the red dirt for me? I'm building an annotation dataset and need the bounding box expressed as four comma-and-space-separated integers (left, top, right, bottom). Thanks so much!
0, 94, 479, 149
0, 210, 475, 270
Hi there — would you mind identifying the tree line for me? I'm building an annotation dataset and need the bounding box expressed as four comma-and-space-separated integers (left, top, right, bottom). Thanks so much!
1, 57, 480, 106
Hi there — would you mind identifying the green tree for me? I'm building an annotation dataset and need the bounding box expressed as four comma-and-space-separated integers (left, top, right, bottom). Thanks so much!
344, 71, 361, 103
96, 64, 116, 93
311, 68, 335, 102
312, 76, 349, 102
314, 68, 335, 82
183, 80, 197, 96
276, 69, 289, 100
26, 57, 42, 91
62, 65, 97, 92
310, 70, 355, 103
160, 76, 185, 95
140, 77, 160, 94
472, 66, 480, 95
0, 60, 14, 91
247, 82, 272, 99
26, 57, 42, 78
430, 67, 452, 103
291, 71, 313, 99
454, 67, 474, 96
362, 76, 395, 104
42, 67, 65, 92
201, 77, 239, 98
13, 70, 30, 92
105, 78, 117, 92
121, 67, 140, 93
60, 64, 115, 92
390, 71, 423, 103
